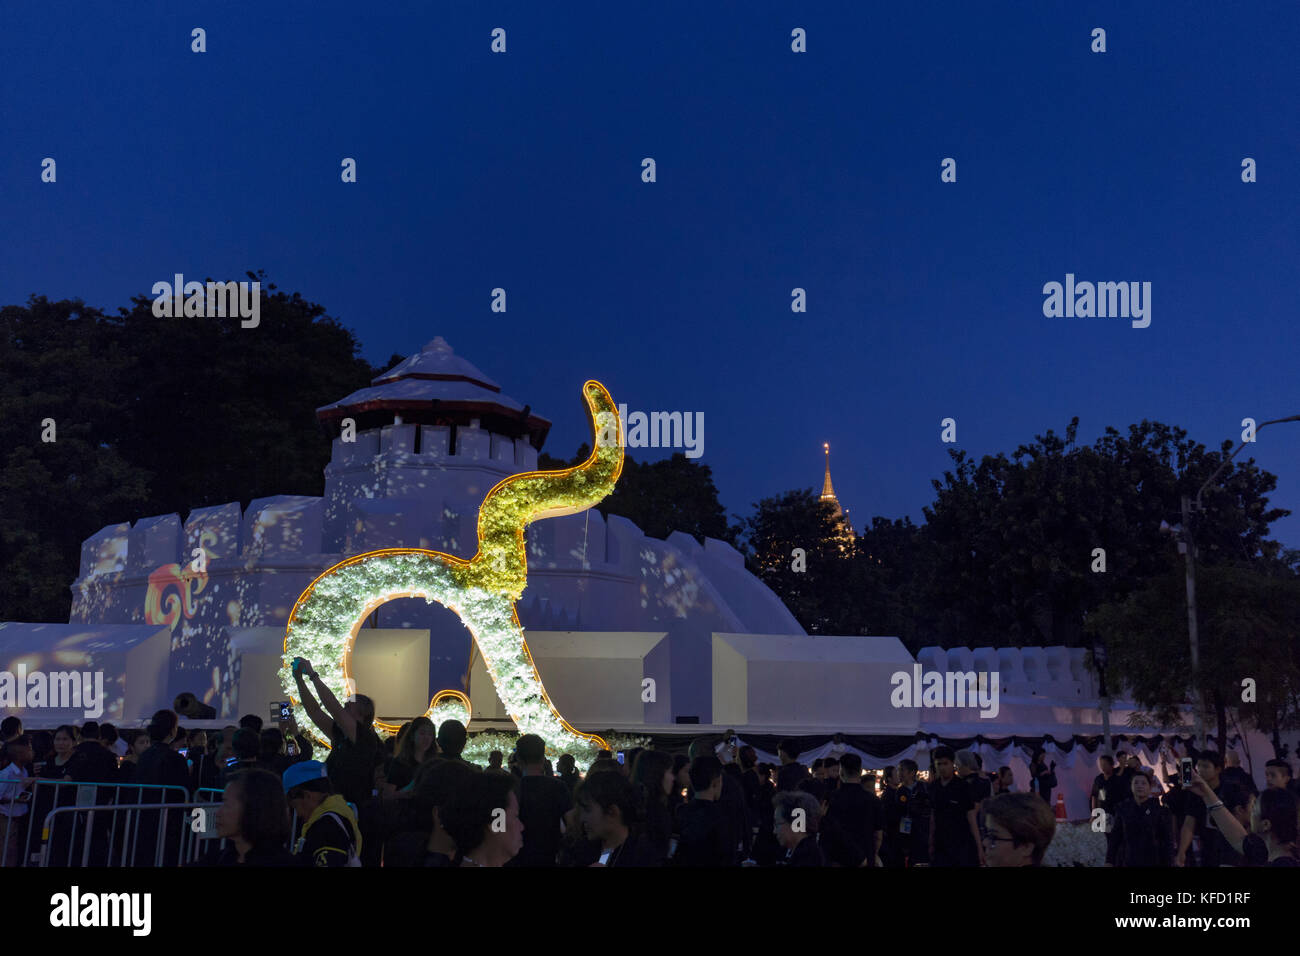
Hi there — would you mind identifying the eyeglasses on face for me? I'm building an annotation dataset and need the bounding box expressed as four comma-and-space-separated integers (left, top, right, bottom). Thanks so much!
980, 827, 1016, 846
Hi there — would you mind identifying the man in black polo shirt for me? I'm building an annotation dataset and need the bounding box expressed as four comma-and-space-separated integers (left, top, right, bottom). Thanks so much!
882, 758, 930, 867
776, 739, 809, 793
674, 756, 732, 867
928, 746, 983, 867
1091, 754, 1124, 864
1176, 750, 1233, 867
506, 734, 571, 867
824, 753, 880, 866
689, 737, 748, 862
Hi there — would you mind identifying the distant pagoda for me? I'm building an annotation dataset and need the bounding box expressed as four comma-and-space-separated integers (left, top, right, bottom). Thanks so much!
820, 442, 854, 544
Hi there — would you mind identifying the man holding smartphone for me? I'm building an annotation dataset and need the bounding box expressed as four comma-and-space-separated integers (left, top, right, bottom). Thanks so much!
292, 657, 381, 807
1175, 751, 1231, 867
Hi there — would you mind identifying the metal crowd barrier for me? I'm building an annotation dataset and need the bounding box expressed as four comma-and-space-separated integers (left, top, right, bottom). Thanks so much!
20, 779, 190, 867
21, 781, 302, 867
1, 781, 31, 868
38, 801, 223, 867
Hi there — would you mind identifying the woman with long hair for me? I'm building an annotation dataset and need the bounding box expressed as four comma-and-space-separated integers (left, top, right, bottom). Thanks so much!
386, 717, 436, 791
198, 768, 295, 865
630, 749, 675, 863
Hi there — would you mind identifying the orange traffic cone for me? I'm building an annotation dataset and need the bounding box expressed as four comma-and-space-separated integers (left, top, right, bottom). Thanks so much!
1054, 793, 1067, 820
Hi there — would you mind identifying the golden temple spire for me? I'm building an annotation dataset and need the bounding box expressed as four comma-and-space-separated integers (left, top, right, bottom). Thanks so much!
821, 442, 836, 501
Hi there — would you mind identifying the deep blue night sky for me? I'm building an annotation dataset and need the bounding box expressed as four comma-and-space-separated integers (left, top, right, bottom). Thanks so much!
3, 2, 1298, 548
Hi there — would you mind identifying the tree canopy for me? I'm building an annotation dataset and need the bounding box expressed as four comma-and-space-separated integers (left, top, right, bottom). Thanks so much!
0, 277, 377, 622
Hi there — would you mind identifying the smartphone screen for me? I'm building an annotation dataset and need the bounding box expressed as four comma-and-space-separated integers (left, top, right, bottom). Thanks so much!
616, 752, 625, 765
1180, 758, 1193, 785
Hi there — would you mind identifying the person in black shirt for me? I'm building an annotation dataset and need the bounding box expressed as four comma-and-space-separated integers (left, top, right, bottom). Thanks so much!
957, 751, 990, 815
574, 768, 658, 867
1111, 752, 1136, 807
1161, 772, 1190, 839
1113, 771, 1172, 866
221, 729, 263, 785
1091, 755, 1124, 864
822, 757, 841, 793
882, 758, 930, 867
774, 790, 825, 866
929, 747, 983, 867
1263, 758, 1296, 795
556, 754, 581, 797
749, 758, 781, 866
384, 717, 436, 792
736, 746, 762, 825
193, 768, 296, 866
630, 749, 675, 865
824, 753, 880, 866
292, 657, 381, 806
1220, 751, 1257, 796
256, 727, 293, 776
1188, 771, 1298, 866
62, 727, 119, 865
506, 734, 572, 867
674, 756, 732, 866
436, 720, 469, 764
776, 739, 809, 794
382, 752, 480, 866
68, 728, 118, 784
185, 729, 220, 793
1028, 749, 1056, 806
688, 737, 748, 862
133, 710, 192, 865
1176, 751, 1232, 867
994, 766, 1014, 795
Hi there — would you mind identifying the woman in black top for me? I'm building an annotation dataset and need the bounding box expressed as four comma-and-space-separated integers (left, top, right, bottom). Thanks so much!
33, 726, 81, 865
385, 717, 435, 792
630, 749, 675, 864
1113, 772, 1173, 866
193, 768, 296, 866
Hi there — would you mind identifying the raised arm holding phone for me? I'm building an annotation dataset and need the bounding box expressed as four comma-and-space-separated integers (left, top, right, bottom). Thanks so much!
292, 658, 356, 742
1187, 769, 1298, 866
291, 657, 380, 809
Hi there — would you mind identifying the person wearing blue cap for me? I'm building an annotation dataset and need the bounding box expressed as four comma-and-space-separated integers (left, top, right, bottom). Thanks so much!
283, 760, 362, 867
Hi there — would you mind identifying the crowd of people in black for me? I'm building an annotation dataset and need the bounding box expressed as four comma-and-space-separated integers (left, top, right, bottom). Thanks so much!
2, 674, 1298, 868
1089, 748, 1300, 867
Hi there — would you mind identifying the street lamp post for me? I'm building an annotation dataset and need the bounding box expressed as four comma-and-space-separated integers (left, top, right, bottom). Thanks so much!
1169, 415, 1300, 751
